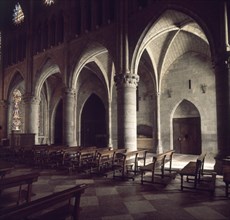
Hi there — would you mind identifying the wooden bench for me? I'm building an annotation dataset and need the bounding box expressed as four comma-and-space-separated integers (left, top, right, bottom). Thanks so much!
112, 150, 147, 180
163, 150, 175, 173
90, 149, 115, 176
0, 172, 39, 205
0, 184, 87, 220
179, 153, 216, 194
0, 161, 14, 179
140, 150, 174, 184
112, 151, 136, 180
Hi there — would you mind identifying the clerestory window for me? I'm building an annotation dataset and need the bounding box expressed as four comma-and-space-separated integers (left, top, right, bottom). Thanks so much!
13, 2, 24, 25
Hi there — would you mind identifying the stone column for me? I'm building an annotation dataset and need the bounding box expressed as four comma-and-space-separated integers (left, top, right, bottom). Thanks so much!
114, 0, 139, 151
213, 1, 230, 174
107, 100, 113, 148
62, 88, 77, 146
156, 92, 163, 154
213, 56, 230, 174
0, 100, 8, 140
114, 73, 139, 151
225, 56, 230, 156
23, 95, 40, 144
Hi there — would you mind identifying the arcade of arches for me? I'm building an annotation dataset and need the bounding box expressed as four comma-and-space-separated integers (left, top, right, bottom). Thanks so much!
0, 0, 230, 166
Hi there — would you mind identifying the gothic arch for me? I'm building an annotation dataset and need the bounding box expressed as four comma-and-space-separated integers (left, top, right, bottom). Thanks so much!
172, 99, 201, 154
34, 57, 62, 98
80, 93, 106, 147
71, 42, 114, 97
131, 8, 213, 93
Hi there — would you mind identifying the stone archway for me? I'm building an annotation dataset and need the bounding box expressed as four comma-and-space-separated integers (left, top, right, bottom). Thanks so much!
173, 100, 201, 155
81, 94, 106, 147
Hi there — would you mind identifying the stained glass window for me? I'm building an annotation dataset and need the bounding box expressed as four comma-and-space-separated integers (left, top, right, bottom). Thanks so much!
12, 89, 22, 131
13, 2, 24, 25
44, 0, 55, 6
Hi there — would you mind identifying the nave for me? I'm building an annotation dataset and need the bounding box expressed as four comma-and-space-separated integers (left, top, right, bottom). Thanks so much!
0, 153, 229, 220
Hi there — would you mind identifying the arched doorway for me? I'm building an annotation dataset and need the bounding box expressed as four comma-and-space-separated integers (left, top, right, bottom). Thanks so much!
173, 100, 201, 155
81, 94, 106, 147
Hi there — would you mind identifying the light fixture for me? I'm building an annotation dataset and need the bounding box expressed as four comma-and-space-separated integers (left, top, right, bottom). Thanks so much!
167, 89, 172, 98
13, 2, 24, 25
44, 0, 55, 6
201, 84, 207, 93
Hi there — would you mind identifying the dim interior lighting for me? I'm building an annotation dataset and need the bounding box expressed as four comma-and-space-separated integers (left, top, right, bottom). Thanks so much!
13, 2, 24, 25
44, 0, 55, 6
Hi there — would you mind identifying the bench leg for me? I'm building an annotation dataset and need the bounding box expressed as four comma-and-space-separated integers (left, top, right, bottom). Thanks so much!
180, 175, 184, 191
151, 170, 155, 183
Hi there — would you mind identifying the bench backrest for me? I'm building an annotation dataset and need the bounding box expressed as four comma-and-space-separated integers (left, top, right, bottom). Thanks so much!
163, 150, 174, 159
153, 154, 166, 168
197, 153, 206, 173
0, 184, 87, 220
0, 172, 39, 190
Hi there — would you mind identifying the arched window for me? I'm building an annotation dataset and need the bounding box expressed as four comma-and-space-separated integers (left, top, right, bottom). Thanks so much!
12, 89, 22, 131
13, 2, 24, 25
44, 0, 55, 6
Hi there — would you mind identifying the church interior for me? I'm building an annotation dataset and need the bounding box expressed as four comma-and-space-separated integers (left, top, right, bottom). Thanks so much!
0, 0, 230, 219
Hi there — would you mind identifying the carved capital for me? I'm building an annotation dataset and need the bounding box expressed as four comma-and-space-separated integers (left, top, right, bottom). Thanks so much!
114, 73, 139, 88
23, 94, 40, 104
62, 88, 76, 97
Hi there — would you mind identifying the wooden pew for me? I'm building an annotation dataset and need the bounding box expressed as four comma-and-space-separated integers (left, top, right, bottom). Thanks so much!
140, 153, 166, 184
136, 149, 148, 172
0, 161, 14, 179
90, 149, 115, 176
179, 153, 206, 190
0, 184, 87, 220
113, 150, 146, 180
163, 150, 175, 173
0, 172, 39, 205
139, 150, 174, 184
179, 153, 216, 194
77, 147, 97, 171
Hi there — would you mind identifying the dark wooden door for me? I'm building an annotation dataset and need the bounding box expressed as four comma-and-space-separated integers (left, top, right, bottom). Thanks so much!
173, 117, 201, 155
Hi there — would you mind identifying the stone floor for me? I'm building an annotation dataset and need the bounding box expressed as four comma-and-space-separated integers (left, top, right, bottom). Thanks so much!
1, 153, 230, 220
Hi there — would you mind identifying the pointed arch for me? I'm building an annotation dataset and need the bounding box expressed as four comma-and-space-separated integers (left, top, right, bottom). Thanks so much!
80, 93, 106, 147
172, 99, 201, 154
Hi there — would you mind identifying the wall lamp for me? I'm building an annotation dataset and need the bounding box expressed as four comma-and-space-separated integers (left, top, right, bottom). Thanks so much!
201, 84, 207, 93
167, 89, 172, 98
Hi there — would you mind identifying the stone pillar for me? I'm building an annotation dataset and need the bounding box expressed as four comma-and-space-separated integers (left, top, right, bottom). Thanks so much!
225, 55, 230, 156
107, 100, 113, 148
156, 92, 163, 154
0, 100, 8, 141
62, 88, 77, 146
23, 95, 40, 144
213, 53, 230, 174
114, 73, 139, 151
